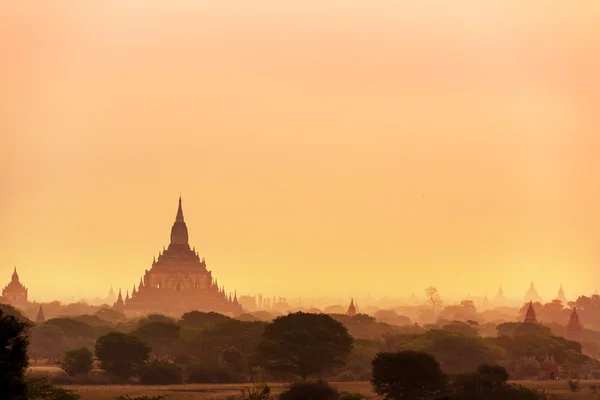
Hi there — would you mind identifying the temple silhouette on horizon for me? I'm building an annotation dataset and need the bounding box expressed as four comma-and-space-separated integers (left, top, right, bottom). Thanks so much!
113, 197, 243, 317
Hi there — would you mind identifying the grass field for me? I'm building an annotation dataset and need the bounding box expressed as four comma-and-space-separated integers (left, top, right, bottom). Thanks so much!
56, 380, 600, 400
61, 382, 377, 400
29, 367, 600, 399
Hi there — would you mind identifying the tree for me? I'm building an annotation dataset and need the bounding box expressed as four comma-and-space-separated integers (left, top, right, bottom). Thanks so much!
27, 377, 80, 400
131, 321, 180, 360
29, 324, 67, 363
442, 321, 479, 337
0, 309, 30, 399
60, 347, 94, 376
446, 364, 552, 400
256, 312, 353, 380
425, 287, 442, 314
95, 332, 151, 379
387, 329, 499, 375
93, 308, 126, 323
138, 360, 183, 385
136, 314, 177, 326
0, 303, 31, 323
371, 351, 446, 400
179, 311, 232, 329
514, 356, 540, 379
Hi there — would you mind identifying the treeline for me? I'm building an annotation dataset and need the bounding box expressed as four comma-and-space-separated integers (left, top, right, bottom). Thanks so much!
1, 303, 592, 385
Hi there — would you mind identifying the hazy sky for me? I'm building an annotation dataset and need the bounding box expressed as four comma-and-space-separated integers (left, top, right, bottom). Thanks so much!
1, 1, 600, 302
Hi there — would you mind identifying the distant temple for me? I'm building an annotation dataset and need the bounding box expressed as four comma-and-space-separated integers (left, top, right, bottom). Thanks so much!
556, 285, 567, 305
480, 294, 490, 309
539, 354, 559, 380
346, 298, 357, 317
494, 285, 506, 304
115, 197, 243, 317
35, 305, 46, 323
106, 286, 116, 305
2, 267, 28, 307
523, 301, 538, 324
565, 307, 583, 342
524, 281, 542, 304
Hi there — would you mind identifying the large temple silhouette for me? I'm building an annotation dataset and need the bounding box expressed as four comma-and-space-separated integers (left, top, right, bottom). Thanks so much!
115, 197, 243, 317
2, 267, 28, 307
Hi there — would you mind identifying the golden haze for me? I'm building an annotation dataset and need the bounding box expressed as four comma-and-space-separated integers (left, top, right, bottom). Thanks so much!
1, 1, 599, 302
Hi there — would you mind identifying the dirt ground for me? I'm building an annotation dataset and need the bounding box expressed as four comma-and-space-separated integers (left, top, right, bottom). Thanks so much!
59, 380, 600, 400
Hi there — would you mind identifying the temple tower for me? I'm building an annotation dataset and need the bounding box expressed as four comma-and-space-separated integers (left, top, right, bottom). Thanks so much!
494, 285, 507, 305
106, 286, 116, 304
524, 281, 542, 303
539, 354, 559, 380
346, 298, 357, 317
35, 305, 46, 323
557, 285, 567, 305
120, 197, 243, 317
113, 289, 124, 311
565, 307, 583, 342
523, 301, 538, 324
2, 267, 28, 307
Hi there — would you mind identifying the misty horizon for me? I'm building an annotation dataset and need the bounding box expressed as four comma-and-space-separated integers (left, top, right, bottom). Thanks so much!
2, 2, 600, 302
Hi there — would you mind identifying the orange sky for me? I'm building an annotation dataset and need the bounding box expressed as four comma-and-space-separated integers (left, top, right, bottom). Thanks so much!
1, 1, 600, 302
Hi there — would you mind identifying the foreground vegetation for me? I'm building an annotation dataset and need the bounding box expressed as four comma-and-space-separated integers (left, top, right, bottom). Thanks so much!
50, 381, 600, 400
6, 294, 600, 399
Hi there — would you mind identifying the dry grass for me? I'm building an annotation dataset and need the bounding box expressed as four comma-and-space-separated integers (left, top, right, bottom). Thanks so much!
60, 382, 379, 400
56, 380, 600, 400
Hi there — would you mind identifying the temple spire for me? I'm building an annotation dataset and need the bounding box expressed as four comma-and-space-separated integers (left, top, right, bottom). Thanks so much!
12, 267, 19, 282
176, 196, 185, 222
170, 196, 189, 246
524, 301, 538, 324
35, 305, 46, 323
347, 298, 357, 317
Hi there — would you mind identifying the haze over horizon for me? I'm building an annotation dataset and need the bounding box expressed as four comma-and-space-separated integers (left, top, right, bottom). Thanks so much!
2, 2, 600, 303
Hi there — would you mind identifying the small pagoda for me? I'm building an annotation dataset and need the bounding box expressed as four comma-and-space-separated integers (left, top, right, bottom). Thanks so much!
523, 301, 538, 324
565, 307, 583, 342
539, 354, 559, 380
35, 305, 46, 323
346, 298, 357, 317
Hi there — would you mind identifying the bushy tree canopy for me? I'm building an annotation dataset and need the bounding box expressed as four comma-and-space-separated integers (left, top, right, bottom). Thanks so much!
0, 309, 30, 399
256, 312, 353, 380
95, 332, 151, 379
372, 351, 446, 400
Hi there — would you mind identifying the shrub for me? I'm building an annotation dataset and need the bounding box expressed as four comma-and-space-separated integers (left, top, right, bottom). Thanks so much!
240, 382, 271, 400
185, 362, 239, 383
279, 380, 340, 400
138, 361, 183, 385
567, 379, 580, 392
27, 377, 81, 400
60, 347, 94, 376
514, 356, 540, 379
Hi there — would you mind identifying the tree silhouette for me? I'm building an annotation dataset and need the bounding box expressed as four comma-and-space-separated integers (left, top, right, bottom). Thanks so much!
0, 309, 30, 399
425, 287, 442, 314
256, 312, 353, 380
61, 347, 94, 376
131, 321, 180, 360
95, 332, 151, 379
371, 350, 445, 400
